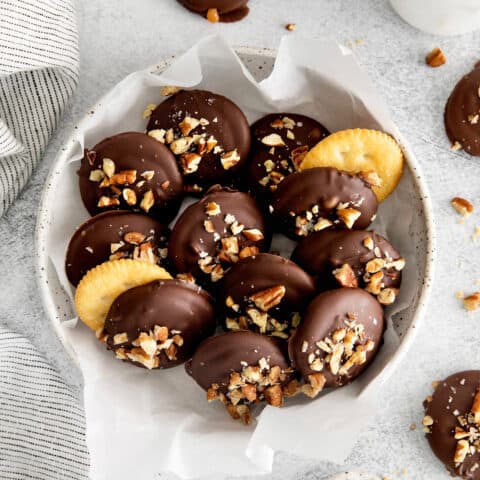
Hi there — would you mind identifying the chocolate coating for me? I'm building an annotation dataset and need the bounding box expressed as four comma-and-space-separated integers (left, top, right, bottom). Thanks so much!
65, 211, 170, 286
178, 0, 249, 22
291, 230, 403, 303
104, 279, 215, 368
78, 132, 183, 221
248, 113, 329, 202
168, 187, 268, 285
219, 253, 316, 337
289, 288, 384, 388
270, 167, 378, 240
147, 90, 251, 193
424, 371, 480, 479
186, 330, 291, 393
445, 67, 480, 155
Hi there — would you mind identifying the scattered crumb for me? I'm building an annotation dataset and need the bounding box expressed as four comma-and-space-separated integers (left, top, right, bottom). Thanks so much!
451, 197, 474, 217
456, 290, 465, 299
355, 38, 364, 45
432, 380, 440, 389
409, 422, 417, 430
473, 226, 480, 243
425, 47, 446, 67
285, 23, 296, 31
464, 292, 480, 312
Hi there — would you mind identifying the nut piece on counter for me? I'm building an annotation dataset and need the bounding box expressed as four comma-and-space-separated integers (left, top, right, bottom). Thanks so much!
285, 23, 296, 32
451, 197, 474, 217
426, 47, 446, 67
464, 292, 480, 312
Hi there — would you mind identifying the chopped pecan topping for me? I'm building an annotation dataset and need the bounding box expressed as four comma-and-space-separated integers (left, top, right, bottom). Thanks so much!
180, 152, 202, 174
333, 263, 358, 288
160, 85, 181, 96
102, 158, 115, 178
148, 129, 166, 143
122, 188, 137, 206
140, 190, 155, 213
243, 228, 264, 242
250, 285, 286, 311
89, 169, 105, 182
337, 206, 361, 229
179, 116, 200, 136
261, 133, 285, 147
97, 196, 120, 208
143, 103, 156, 119
220, 149, 241, 170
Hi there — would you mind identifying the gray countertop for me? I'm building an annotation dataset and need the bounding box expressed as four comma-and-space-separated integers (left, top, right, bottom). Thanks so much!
1, 0, 480, 478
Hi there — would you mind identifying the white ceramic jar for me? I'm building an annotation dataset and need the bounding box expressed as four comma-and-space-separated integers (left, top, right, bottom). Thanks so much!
390, 0, 480, 36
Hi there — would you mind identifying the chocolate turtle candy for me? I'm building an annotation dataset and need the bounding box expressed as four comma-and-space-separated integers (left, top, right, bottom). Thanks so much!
102, 279, 215, 369
270, 167, 378, 240
78, 132, 183, 221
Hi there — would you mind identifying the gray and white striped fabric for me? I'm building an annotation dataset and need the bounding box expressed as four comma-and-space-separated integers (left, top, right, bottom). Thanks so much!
0, 0, 79, 216
0, 1, 88, 478
0, 329, 89, 479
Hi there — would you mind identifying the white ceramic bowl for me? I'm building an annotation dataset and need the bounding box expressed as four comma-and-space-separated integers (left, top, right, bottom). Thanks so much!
35, 47, 436, 384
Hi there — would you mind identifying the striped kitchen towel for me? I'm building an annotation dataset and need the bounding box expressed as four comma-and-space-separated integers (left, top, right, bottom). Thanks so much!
0, 1, 88, 478
0, 0, 79, 216
0, 329, 89, 479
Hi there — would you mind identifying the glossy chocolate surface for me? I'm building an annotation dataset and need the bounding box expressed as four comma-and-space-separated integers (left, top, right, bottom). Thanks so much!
289, 288, 384, 387
445, 67, 480, 156
147, 90, 251, 192
219, 253, 316, 336
178, 0, 249, 21
78, 132, 183, 220
270, 167, 378, 240
104, 279, 215, 368
168, 187, 268, 285
186, 330, 291, 392
248, 113, 329, 202
291, 229, 402, 293
425, 370, 480, 479
66, 210, 170, 286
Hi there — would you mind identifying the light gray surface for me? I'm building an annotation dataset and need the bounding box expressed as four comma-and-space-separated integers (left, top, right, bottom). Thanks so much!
0, 0, 479, 479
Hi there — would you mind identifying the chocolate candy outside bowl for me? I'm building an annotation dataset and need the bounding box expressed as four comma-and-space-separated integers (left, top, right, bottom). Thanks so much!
177, 0, 250, 22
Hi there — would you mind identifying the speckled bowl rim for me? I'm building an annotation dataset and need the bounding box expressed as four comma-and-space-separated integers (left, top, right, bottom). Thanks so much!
35, 46, 436, 383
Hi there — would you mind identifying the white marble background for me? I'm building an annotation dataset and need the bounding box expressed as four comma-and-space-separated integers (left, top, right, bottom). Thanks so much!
1, 0, 479, 478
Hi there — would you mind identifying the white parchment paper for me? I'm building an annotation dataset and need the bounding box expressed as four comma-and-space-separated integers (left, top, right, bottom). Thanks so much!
45, 35, 420, 479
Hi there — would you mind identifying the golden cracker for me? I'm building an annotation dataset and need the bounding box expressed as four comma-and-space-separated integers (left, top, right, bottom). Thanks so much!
299, 129, 404, 202
74, 259, 172, 332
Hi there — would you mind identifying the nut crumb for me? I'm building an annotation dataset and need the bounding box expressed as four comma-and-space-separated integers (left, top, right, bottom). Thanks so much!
451, 197, 474, 217
464, 292, 480, 312
285, 23, 296, 31
425, 47, 446, 67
